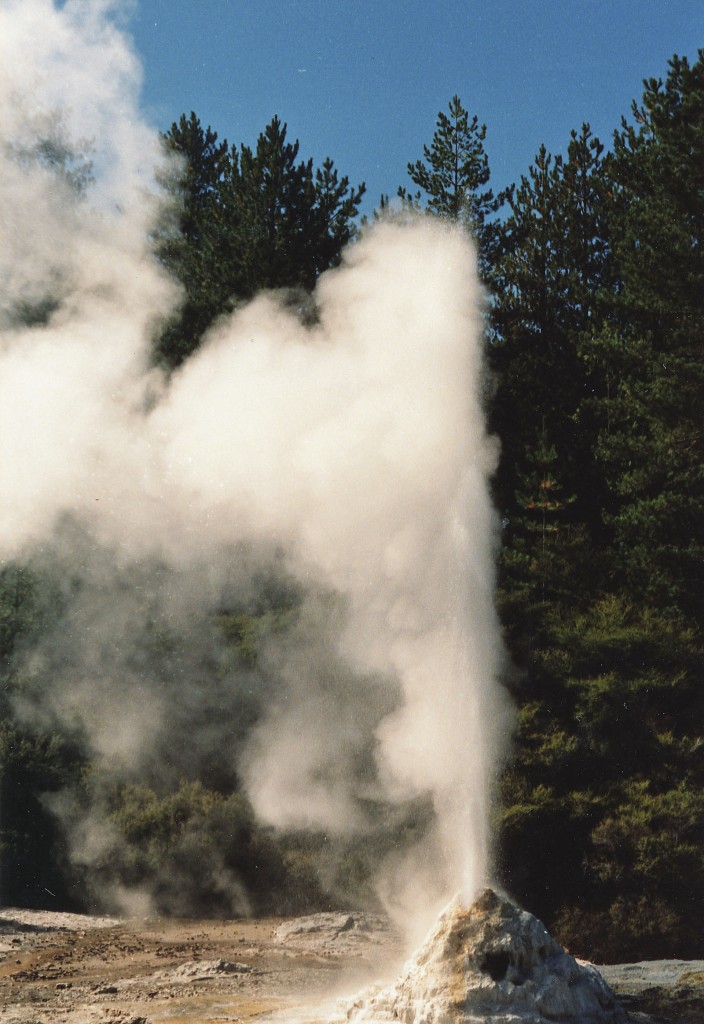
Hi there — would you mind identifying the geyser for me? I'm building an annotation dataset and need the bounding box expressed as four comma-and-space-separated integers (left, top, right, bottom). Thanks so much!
1, 0, 511, 927
345, 889, 627, 1023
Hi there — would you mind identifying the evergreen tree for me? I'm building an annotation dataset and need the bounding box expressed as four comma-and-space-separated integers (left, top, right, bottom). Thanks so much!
491, 128, 610, 534
494, 61, 704, 958
312, 156, 366, 277
590, 51, 704, 617
155, 114, 364, 368
161, 112, 229, 239
498, 422, 581, 658
398, 95, 508, 276
222, 116, 365, 297
155, 113, 231, 366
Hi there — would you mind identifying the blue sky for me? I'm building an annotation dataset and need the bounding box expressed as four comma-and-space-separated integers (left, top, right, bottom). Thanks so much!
129, 1, 703, 213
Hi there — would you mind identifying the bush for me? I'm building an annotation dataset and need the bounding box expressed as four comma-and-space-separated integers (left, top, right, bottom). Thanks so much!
98, 780, 327, 917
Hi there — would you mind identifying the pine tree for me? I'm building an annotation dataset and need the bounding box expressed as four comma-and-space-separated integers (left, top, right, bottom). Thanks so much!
490, 145, 574, 529
591, 52, 704, 616
490, 126, 612, 538
496, 59, 704, 957
155, 113, 231, 366
398, 95, 508, 276
221, 116, 365, 297
500, 423, 578, 636
155, 114, 365, 367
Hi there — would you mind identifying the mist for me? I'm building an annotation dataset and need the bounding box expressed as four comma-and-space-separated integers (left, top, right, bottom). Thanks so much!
1, 0, 511, 932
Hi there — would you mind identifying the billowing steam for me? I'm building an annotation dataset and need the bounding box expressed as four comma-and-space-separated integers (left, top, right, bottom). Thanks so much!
1, 0, 511, 932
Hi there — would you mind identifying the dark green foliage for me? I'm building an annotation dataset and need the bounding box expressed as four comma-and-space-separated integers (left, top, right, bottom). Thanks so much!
490, 125, 610, 537
497, 424, 582, 658
400, 95, 494, 220
154, 112, 231, 365
155, 113, 364, 367
223, 117, 364, 295
398, 95, 509, 277
497, 591, 702, 959
587, 53, 704, 616
278, 794, 435, 911
492, 52, 704, 960
0, 726, 86, 908
99, 780, 326, 916
218, 608, 298, 667
0, 566, 38, 668
0, 563, 85, 907
554, 781, 704, 961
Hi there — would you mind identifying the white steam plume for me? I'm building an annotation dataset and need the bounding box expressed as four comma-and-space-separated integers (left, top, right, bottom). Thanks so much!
0, 0, 175, 558
153, 226, 511, 913
0, 0, 512, 927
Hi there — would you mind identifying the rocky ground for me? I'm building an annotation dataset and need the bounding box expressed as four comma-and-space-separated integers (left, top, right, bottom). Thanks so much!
0, 907, 403, 1024
0, 907, 701, 1024
598, 961, 704, 1024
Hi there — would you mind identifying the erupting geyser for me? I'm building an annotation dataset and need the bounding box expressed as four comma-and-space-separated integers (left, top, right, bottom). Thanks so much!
0, 6, 632, 1024
345, 889, 627, 1024
1, 0, 512, 931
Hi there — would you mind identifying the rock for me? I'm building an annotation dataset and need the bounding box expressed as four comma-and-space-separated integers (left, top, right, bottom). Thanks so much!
274, 912, 396, 954
0, 907, 121, 931
165, 958, 253, 982
346, 889, 627, 1023
95, 983, 119, 994
597, 959, 704, 1021
275, 913, 360, 940
598, 958, 704, 995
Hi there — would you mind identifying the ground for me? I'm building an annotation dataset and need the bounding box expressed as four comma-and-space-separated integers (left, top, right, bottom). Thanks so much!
0, 908, 402, 1024
0, 909, 702, 1023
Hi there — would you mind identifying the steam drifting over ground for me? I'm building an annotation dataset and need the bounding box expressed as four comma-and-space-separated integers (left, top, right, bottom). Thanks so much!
1, 0, 511, 932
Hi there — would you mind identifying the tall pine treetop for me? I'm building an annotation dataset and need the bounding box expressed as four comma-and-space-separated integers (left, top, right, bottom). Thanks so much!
398, 94, 508, 275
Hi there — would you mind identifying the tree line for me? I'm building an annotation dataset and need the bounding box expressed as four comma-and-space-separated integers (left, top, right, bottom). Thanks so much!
1, 51, 702, 961
154, 112, 365, 366
484, 53, 703, 958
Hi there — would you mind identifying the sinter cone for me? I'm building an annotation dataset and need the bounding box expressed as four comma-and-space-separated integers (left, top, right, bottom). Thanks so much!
346, 888, 627, 1023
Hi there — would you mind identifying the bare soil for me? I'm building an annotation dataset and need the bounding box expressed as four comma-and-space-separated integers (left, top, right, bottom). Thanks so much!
0, 908, 402, 1024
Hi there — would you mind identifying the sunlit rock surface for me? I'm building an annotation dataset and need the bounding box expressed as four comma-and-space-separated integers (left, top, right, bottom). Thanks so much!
345, 889, 627, 1023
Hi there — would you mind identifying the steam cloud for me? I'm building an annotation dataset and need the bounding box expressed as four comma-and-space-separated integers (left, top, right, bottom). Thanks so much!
1, 0, 511, 931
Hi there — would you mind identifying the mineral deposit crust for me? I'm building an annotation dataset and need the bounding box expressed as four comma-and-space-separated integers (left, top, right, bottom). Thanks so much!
346, 888, 628, 1023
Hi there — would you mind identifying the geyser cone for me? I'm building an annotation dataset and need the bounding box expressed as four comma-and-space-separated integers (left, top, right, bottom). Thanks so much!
346, 889, 627, 1023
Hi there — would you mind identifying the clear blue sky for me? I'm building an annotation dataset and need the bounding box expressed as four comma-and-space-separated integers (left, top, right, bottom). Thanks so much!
129, 1, 703, 213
